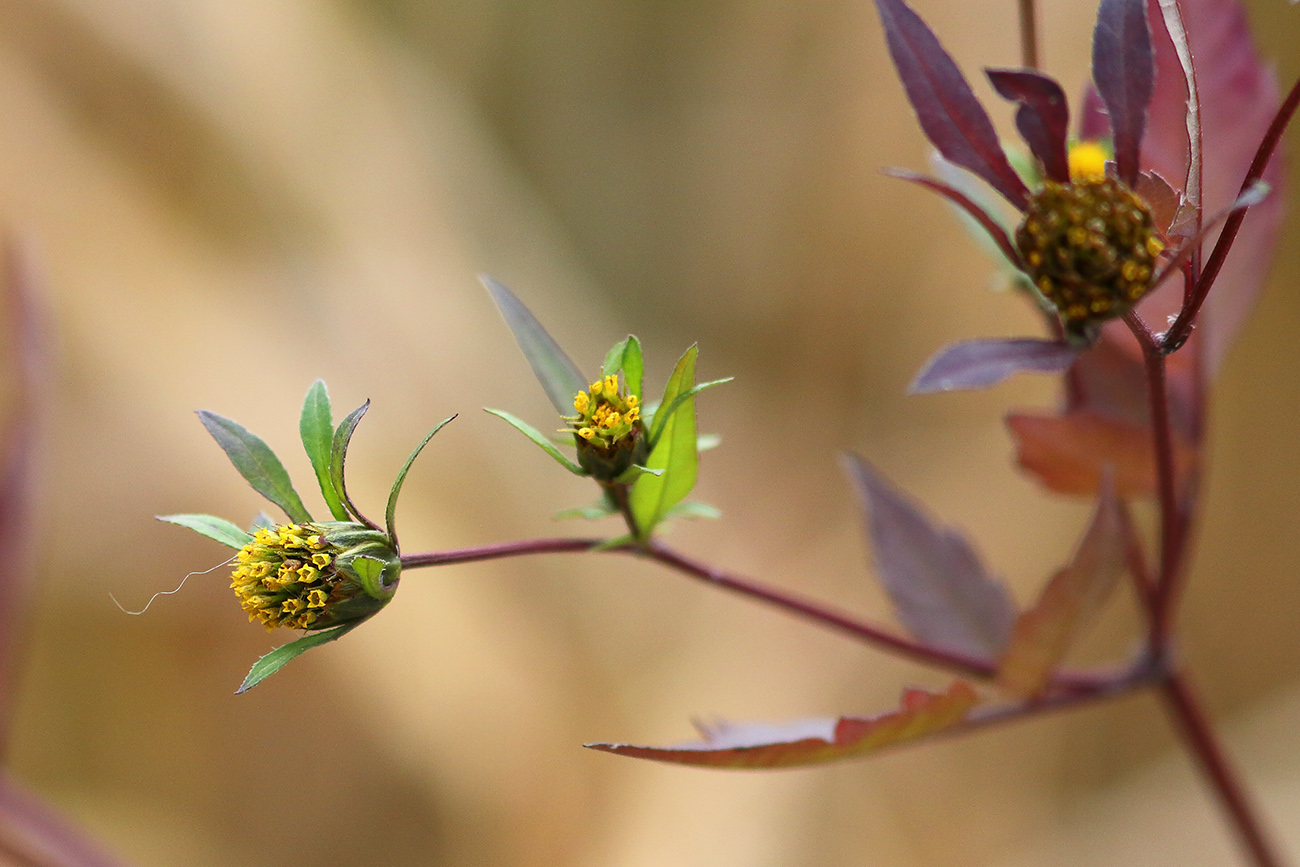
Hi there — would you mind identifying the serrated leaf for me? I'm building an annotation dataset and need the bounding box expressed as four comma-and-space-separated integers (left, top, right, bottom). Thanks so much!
872, 0, 1029, 209
602, 335, 644, 398
909, 338, 1079, 393
236, 621, 364, 694
157, 514, 253, 549
484, 408, 585, 475
628, 346, 700, 538
997, 481, 1130, 697
197, 411, 312, 524
300, 380, 349, 521
330, 401, 380, 530
385, 415, 457, 548
986, 69, 1071, 183
481, 275, 587, 415
586, 681, 978, 768
843, 454, 1016, 660
1092, 0, 1154, 185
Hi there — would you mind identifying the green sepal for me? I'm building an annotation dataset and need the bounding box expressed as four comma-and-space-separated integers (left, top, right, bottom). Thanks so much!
602, 335, 644, 398
157, 514, 253, 549
330, 401, 380, 529
484, 408, 585, 476
481, 275, 587, 415
197, 411, 313, 524
300, 380, 350, 521
665, 501, 722, 520
236, 620, 364, 694
386, 414, 457, 548
697, 433, 722, 452
647, 377, 732, 450
348, 554, 395, 600
628, 346, 700, 538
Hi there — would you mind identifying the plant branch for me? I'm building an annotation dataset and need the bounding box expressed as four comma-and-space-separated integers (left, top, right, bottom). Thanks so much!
1163, 72, 1300, 354
1159, 672, 1287, 867
1018, 0, 1039, 70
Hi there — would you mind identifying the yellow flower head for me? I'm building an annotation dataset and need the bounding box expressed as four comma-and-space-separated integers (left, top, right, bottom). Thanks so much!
560, 371, 644, 458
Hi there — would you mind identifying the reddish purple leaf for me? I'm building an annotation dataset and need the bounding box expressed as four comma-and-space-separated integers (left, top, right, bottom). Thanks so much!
0, 773, 128, 867
882, 169, 1020, 267
586, 682, 979, 769
1092, 0, 1154, 186
997, 480, 1130, 697
910, 337, 1080, 394
986, 69, 1071, 183
843, 455, 1016, 660
873, 0, 1030, 210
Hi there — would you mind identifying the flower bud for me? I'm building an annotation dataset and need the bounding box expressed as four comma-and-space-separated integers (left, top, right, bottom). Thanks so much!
561, 376, 647, 482
229, 522, 400, 631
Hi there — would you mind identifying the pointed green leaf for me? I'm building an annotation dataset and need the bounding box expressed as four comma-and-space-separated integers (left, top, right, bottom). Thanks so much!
386, 414, 457, 547
157, 514, 253, 549
602, 336, 644, 398
484, 408, 585, 475
481, 275, 587, 415
628, 346, 700, 537
665, 501, 722, 520
300, 380, 349, 521
612, 464, 664, 484
197, 411, 312, 524
555, 498, 620, 520
647, 378, 732, 449
330, 401, 380, 530
236, 621, 364, 693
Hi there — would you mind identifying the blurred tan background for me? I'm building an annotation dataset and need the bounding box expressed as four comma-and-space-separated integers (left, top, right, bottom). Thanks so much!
0, 0, 1298, 864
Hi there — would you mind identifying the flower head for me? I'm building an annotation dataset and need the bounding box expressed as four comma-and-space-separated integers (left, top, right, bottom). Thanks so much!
562, 374, 646, 480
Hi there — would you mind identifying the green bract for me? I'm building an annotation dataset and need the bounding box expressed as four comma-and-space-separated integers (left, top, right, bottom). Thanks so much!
482, 275, 729, 540
160, 380, 454, 692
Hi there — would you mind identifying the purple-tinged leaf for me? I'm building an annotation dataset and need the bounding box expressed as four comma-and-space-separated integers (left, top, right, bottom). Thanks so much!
0, 773, 128, 867
910, 338, 1080, 394
997, 479, 1129, 698
481, 274, 588, 416
873, 0, 1030, 209
1092, 0, 1154, 186
884, 169, 1021, 267
843, 455, 1016, 660
586, 682, 979, 769
1155, 0, 1202, 222
1134, 170, 1185, 235
987, 69, 1071, 183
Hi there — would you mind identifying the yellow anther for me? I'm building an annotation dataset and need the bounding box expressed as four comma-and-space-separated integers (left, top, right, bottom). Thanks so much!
1068, 141, 1109, 184
578, 427, 595, 440
604, 375, 618, 394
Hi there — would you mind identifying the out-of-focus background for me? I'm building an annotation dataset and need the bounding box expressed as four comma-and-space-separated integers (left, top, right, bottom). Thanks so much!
0, 0, 1298, 864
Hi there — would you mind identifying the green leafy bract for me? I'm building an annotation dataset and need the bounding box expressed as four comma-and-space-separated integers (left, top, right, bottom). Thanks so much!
628, 346, 700, 537
197, 410, 312, 524
236, 621, 364, 693
157, 514, 253, 549
330, 401, 380, 530
602, 336, 644, 398
482, 275, 587, 414
300, 380, 350, 521
385, 414, 457, 547
484, 408, 585, 475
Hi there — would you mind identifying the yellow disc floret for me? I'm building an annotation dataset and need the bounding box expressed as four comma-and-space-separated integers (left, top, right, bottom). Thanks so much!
1068, 141, 1110, 184
560, 371, 647, 480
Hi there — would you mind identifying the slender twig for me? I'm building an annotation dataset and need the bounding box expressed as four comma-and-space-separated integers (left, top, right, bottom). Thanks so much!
1164, 73, 1300, 354
1160, 672, 1286, 867
1018, 0, 1039, 70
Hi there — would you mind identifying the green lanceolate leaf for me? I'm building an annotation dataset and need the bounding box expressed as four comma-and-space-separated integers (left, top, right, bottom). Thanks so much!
484, 408, 585, 475
647, 377, 732, 450
300, 380, 350, 521
628, 346, 700, 537
157, 514, 253, 549
612, 464, 663, 484
665, 501, 722, 520
197, 411, 313, 524
385, 414, 457, 547
481, 275, 587, 414
602, 335, 644, 398
236, 620, 365, 694
330, 401, 381, 531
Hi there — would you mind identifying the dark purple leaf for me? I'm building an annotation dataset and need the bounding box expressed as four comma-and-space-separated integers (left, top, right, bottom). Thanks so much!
586, 682, 979, 769
909, 338, 1080, 394
873, 0, 1030, 209
0, 773, 128, 867
883, 169, 1021, 267
986, 69, 1071, 183
1077, 83, 1110, 140
1092, 0, 1154, 186
843, 455, 1017, 660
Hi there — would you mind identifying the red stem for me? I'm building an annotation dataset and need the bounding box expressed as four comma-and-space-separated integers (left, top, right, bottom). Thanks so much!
1160, 672, 1286, 867
1018, 0, 1039, 70
1164, 73, 1300, 354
